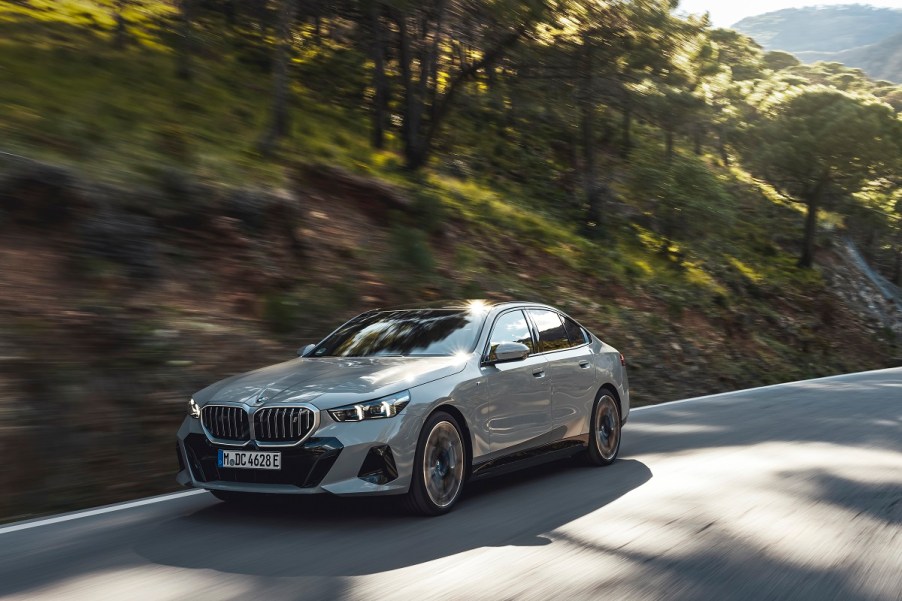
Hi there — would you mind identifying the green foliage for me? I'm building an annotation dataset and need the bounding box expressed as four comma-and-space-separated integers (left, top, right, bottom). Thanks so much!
629, 149, 733, 244
410, 187, 448, 236
764, 51, 800, 72
746, 87, 900, 201
261, 291, 298, 334
296, 44, 370, 109
0, 0, 899, 295
262, 283, 358, 336
388, 223, 436, 275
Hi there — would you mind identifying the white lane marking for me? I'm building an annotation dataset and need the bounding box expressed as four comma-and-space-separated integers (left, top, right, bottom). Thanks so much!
0, 490, 207, 535
631, 366, 902, 413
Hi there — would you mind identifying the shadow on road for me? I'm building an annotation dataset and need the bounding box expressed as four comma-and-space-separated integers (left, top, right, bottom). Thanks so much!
623, 376, 902, 457
135, 458, 652, 577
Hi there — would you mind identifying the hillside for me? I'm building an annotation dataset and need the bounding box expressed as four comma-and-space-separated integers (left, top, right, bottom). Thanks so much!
733, 5, 902, 52
0, 0, 899, 523
805, 31, 902, 83
734, 4, 902, 81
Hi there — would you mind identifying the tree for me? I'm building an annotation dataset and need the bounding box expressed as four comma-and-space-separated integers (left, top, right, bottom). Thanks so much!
386, 0, 547, 170
763, 50, 799, 72
629, 149, 732, 253
366, 0, 390, 149
621, 9, 709, 164
176, 0, 194, 80
546, 0, 678, 226
113, 0, 128, 49
849, 178, 902, 283
699, 29, 766, 165
744, 87, 900, 268
259, 0, 298, 156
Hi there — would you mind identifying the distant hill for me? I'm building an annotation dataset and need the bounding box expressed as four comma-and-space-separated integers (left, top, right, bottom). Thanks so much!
733, 4, 902, 82
797, 30, 902, 83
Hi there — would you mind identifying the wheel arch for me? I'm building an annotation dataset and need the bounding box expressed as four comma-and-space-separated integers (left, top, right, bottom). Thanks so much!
598, 383, 624, 425
430, 404, 474, 481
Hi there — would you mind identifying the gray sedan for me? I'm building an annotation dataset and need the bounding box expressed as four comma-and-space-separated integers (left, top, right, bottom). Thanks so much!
176, 300, 629, 515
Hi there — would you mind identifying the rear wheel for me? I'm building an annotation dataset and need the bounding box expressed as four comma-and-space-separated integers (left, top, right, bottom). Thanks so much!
405, 411, 467, 516
586, 392, 621, 466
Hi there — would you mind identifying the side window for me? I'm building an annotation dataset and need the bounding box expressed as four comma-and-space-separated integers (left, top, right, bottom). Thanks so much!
562, 316, 589, 347
488, 310, 535, 361
528, 310, 570, 353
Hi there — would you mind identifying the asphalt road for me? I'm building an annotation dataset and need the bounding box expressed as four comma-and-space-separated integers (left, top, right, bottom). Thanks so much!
2, 369, 901, 600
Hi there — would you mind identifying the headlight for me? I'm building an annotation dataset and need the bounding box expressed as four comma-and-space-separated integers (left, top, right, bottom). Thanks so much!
328, 390, 411, 422
188, 398, 201, 419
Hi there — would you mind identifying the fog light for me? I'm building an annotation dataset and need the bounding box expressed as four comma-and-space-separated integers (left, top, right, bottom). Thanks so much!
358, 445, 398, 485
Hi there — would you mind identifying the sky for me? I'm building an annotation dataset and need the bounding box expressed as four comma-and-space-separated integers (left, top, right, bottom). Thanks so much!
675, 0, 902, 28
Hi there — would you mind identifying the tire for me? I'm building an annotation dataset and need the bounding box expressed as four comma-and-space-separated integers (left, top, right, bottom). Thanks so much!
404, 411, 467, 516
586, 391, 621, 466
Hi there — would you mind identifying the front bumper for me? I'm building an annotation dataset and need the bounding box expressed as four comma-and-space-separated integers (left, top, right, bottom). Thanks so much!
176, 406, 423, 496
180, 433, 343, 489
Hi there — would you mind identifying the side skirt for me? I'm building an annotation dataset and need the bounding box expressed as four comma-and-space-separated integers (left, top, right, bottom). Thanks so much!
470, 436, 588, 481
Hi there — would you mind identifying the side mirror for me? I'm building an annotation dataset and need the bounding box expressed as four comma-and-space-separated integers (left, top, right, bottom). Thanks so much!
298, 343, 316, 357
488, 341, 531, 364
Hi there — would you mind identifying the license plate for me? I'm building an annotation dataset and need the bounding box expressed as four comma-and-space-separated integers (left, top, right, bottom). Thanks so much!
217, 449, 281, 470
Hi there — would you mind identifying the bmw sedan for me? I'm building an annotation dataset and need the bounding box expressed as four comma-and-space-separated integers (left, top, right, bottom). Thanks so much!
176, 300, 629, 515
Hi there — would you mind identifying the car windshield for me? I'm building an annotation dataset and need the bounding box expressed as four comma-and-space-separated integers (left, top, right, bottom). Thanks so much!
310, 309, 482, 357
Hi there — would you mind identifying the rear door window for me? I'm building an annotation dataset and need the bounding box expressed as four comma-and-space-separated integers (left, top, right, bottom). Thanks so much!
527, 309, 570, 353
562, 316, 589, 347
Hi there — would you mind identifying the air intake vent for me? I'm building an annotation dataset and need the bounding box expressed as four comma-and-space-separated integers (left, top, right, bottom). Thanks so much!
254, 406, 315, 443
201, 405, 250, 441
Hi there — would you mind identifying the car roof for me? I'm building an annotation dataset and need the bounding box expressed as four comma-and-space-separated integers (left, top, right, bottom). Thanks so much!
383, 299, 541, 311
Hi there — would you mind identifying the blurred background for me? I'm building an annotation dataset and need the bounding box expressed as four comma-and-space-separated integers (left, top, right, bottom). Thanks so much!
0, 0, 900, 523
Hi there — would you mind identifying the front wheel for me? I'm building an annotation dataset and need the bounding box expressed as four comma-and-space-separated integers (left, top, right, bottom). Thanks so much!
587, 392, 621, 466
404, 411, 467, 516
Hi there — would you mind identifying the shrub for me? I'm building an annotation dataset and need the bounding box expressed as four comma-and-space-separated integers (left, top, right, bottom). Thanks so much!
629, 149, 734, 248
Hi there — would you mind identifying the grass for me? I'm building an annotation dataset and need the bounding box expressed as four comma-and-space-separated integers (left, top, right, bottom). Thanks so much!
0, 1, 848, 314
0, 1, 379, 187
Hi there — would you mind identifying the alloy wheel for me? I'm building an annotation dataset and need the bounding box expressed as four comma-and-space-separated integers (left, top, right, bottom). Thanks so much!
422, 420, 465, 508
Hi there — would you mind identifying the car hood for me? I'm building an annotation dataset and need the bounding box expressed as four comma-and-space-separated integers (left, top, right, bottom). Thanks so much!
193, 355, 469, 410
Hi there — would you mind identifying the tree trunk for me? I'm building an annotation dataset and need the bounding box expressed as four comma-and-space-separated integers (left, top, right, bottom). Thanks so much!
404, 0, 446, 169
113, 0, 127, 49
259, 0, 296, 156
313, 7, 322, 45
396, 16, 419, 167
893, 245, 901, 286
395, 8, 528, 170
798, 198, 819, 268
176, 0, 193, 80
717, 126, 730, 166
581, 38, 601, 228
369, 2, 388, 149
798, 173, 831, 268
620, 105, 632, 159
222, 0, 236, 27
665, 128, 674, 163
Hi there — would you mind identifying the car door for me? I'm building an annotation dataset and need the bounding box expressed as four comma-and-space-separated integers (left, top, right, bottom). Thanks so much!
481, 309, 553, 454
526, 309, 597, 441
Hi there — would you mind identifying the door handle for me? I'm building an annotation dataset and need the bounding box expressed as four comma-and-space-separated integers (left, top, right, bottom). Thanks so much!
579, 360, 591, 369
532, 369, 545, 378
